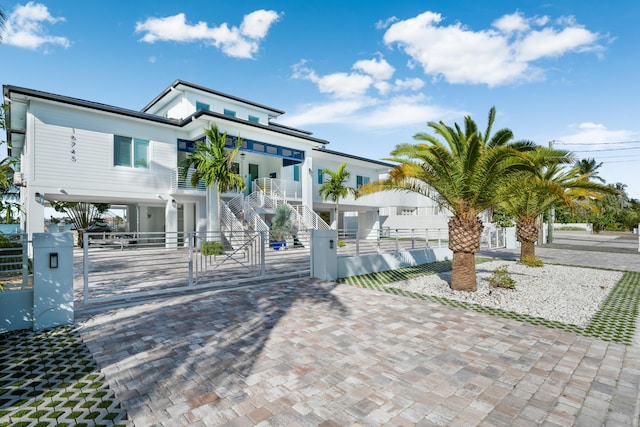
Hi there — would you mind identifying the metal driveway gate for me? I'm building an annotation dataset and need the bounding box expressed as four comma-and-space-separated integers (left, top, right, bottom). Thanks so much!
79, 231, 268, 306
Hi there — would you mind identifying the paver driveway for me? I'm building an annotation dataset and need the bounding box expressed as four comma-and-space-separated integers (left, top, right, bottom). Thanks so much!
77, 278, 640, 426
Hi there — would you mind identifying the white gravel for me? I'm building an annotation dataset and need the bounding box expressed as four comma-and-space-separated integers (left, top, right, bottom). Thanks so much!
387, 261, 623, 327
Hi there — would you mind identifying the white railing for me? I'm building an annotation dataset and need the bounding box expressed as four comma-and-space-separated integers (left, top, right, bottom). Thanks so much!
255, 177, 302, 200
253, 178, 328, 231
243, 199, 269, 232
294, 205, 330, 230
220, 202, 246, 248
336, 227, 506, 256
170, 167, 206, 192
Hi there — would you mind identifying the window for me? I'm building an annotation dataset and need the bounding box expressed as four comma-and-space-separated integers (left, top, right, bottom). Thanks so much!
223, 109, 236, 117
196, 101, 210, 111
248, 115, 259, 124
230, 162, 240, 174
356, 175, 370, 188
114, 135, 149, 168
293, 165, 300, 182
317, 169, 324, 184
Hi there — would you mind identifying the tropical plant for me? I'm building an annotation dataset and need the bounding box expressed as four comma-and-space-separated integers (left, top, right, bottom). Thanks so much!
180, 124, 245, 235
270, 204, 293, 241
575, 158, 605, 183
0, 6, 6, 42
0, 104, 20, 223
359, 107, 534, 291
500, 150, 617, 258
318, 162, 357, 230
50, 201, 110, 245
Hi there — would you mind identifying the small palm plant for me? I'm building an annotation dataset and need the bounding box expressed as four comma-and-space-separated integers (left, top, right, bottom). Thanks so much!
270, 204, 292, 249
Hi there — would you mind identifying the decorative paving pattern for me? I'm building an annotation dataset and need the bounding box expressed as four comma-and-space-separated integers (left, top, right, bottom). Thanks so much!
339, 260, 640, 346
0, 326, 129, 426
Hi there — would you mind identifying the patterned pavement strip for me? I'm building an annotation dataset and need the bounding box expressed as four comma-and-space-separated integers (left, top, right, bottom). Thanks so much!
72, 276, 640, 426
0, 326, 130, 426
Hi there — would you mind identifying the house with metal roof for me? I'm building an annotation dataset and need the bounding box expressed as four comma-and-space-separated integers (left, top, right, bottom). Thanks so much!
3, 80, 448, 243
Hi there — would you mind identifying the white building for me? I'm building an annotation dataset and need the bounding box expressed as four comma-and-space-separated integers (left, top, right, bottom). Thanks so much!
3, 80, 449, 241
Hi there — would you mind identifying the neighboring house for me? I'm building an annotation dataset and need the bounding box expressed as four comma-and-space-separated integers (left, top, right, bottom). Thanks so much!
3, 80, 450, 243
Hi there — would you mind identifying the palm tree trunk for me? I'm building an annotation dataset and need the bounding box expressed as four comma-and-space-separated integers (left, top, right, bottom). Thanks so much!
451, 252, 477, 292
520, 241, 536, 259
448, 214, 483, 292
335, 203, 339, 231
516, 219, 539, 260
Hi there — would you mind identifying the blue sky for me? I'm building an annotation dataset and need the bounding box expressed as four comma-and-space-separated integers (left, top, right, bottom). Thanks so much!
2, 0, 640, 198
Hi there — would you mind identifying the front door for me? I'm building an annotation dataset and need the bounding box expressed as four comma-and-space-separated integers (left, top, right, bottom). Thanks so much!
248, 163, 259, 193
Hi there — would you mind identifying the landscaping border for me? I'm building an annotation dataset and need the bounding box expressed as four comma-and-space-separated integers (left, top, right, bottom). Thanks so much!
338, 260, 639, 346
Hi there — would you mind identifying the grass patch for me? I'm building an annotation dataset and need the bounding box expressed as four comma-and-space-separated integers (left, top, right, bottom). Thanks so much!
340, 258, 640, 345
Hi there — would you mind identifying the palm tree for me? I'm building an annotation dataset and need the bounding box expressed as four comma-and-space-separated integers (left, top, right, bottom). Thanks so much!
0, 7, 6, 42
181, 124, 245, 236
575, 158, 605, 183
359, 107, 533, 291
497, 147, 616, 259
318, 162, 357, 230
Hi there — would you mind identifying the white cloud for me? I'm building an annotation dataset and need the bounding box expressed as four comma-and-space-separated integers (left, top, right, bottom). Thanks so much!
1, 1, 70, 50
282, 93, 463, 131
383, 10, 604, 87
289, 57, 449, 130
559, 123, 637, 147
353, 57, 395, 81
492, 11, 530, 35
135, 9, 282, 59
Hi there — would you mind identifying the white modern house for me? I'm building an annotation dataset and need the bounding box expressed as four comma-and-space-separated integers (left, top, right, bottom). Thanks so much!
3, 80, 450, 243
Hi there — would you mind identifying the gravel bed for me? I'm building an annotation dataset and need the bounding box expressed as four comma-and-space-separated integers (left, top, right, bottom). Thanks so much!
387, 261, 623, 327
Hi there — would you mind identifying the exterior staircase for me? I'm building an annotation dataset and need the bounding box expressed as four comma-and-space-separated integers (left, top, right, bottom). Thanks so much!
220, 178, 329, 247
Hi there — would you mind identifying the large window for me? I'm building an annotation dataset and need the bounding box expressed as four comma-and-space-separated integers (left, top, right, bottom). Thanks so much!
114, 135, 149, 168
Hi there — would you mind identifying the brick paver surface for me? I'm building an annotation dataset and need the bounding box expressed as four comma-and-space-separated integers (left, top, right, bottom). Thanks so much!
77, 278, 640, 426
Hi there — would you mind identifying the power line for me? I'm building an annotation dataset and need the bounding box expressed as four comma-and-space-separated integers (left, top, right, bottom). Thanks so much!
570, 146, 640, 153
555, 139, 640, 146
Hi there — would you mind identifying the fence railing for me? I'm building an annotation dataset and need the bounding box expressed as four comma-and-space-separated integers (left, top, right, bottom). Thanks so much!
336, 227, 506, 256
0, 233, 29, 291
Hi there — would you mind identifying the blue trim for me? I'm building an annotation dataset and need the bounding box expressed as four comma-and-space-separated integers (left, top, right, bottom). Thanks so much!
177, 136, 305, 163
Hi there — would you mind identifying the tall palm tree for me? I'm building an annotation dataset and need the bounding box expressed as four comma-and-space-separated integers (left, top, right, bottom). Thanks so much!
318, 162, 357, 230
181, 124, 245, 235
575, 158, 605, 183
359, 107, 533, 291
497, 147, 616, 259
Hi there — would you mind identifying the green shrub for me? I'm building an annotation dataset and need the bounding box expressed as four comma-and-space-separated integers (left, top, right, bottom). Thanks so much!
201, 241, 225, 256
520, 255, 544, 267
488, 266, 515, 289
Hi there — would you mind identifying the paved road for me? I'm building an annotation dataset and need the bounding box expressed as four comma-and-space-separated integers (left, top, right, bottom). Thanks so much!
480, 230, 640, 272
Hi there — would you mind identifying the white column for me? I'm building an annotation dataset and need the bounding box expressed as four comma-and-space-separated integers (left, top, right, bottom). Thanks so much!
301, 154, 313, 209
26, 188, 45, 240
183, 202, 195, 247
206, 186, 220, 235
165, 199, 178, 248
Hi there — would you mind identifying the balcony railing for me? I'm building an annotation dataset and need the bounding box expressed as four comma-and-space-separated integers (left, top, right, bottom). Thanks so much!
171, 168, 206, 192
254, 178, 302, 200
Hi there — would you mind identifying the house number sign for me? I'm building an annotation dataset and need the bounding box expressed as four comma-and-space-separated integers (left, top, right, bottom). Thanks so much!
70, 129, 77, 162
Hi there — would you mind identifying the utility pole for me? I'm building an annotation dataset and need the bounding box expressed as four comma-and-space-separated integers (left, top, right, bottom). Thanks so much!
547, 140, 555, 244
